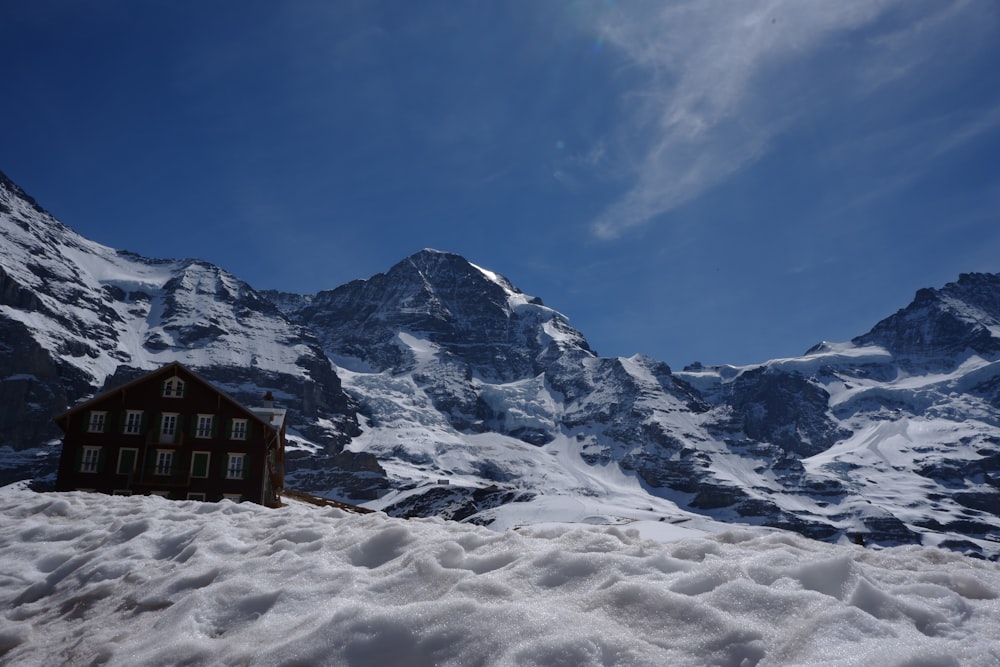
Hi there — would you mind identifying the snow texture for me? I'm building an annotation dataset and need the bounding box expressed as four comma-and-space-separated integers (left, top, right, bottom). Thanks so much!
2, 485, 999, 667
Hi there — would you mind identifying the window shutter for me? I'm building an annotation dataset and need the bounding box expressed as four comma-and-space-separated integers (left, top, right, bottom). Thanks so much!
96, 448, 106, 473
118, 411, 126, 434
73, 447, 82, 471
140, 412, 147, 433
192, 452, 209, 477
226, 419, 233, 439
245, 420, 253, 439
119, 449, 137, 475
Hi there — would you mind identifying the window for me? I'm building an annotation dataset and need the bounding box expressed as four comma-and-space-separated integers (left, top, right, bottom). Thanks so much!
150, 491, 170, 498
87, 411, 107, 433
186, 493, 206, 501
160, 413, 178, 444
80, 446, 101, 473
154, 450, 173, 476
190, 451, 210, 478
113, 490, 132, 496
163, 377, 185, 398
226, 453, 246, 480
124, 410, 143, 435
231, 419, 248, 440
117, 448, 138, 475
195, 414, 214, 439
223, 493, 242, 503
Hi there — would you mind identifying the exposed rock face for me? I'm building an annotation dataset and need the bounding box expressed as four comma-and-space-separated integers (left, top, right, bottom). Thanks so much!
2, 169, 999, 558
271, 249, 592, 380
0, 317, 73, 450
853, 274, 1000, 368
724, 367, 848, 457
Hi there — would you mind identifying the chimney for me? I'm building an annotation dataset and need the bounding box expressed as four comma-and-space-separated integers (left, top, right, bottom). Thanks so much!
263, 391, 274, 408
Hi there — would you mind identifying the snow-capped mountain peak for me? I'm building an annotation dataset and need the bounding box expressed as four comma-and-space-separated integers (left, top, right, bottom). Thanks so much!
0, 172, 357, 455
2, 171, 999, 558
852, 273, 1000, 368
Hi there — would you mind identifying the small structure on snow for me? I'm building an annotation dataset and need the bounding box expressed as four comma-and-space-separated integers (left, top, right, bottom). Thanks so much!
53, 362, 286, 507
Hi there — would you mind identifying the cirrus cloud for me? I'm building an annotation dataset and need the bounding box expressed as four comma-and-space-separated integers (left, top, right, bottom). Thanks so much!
589, 0, 994, 238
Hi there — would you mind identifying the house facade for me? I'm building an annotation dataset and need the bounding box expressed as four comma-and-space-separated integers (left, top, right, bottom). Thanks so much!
54, 362, 286, 507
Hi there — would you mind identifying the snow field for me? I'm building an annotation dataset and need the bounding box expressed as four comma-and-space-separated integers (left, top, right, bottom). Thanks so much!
2, 487, 999, 666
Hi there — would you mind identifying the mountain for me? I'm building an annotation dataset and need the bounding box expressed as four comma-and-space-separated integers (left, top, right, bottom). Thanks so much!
2, 170, 998, 558
0, 170, 372, 494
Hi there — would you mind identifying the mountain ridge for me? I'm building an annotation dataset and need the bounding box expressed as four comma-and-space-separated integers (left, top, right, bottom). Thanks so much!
1, 170, 998, 558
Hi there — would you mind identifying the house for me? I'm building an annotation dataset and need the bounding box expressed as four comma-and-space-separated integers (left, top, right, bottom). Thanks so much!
54, 362, 286, 507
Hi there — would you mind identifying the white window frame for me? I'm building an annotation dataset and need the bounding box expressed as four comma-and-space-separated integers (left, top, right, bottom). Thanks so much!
195, 414, 214, 439
154, 449, 173, 476
124, 410, 143, 435
80, 446, 101, 473
231, 419, 248, 441
160, 412, 178, 444
162, 377, 185, 398
223, 493, 242, 503
87, 411, 107, 433
226, 453, 246, 480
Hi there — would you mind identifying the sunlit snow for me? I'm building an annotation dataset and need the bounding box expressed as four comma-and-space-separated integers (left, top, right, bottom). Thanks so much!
2, 486, 998, 666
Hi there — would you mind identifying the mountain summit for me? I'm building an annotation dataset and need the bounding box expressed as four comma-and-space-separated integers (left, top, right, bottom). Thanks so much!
267, 248, 592, 383
2, 171, 999, 558
852, 272, 1000, 367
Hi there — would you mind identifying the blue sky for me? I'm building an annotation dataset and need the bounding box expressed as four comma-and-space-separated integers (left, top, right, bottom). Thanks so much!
3, 1, 999, 368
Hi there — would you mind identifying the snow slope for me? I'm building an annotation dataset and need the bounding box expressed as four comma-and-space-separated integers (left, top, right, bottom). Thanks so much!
2, 486, 999, 666
0, 180, 315, 385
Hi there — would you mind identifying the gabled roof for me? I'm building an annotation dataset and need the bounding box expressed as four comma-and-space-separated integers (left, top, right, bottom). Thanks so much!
54, 361, 281, 431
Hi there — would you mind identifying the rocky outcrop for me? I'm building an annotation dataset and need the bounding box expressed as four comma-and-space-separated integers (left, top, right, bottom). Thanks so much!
853, 274, 1000, 369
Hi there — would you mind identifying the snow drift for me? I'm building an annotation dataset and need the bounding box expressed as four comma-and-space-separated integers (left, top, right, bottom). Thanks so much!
2, 486, 999, 666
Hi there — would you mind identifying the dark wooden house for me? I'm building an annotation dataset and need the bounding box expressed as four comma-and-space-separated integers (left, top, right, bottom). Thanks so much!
54, 362, 286, 507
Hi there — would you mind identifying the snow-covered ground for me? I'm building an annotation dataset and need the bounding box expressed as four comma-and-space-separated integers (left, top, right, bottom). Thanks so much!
2, 486, 999, 666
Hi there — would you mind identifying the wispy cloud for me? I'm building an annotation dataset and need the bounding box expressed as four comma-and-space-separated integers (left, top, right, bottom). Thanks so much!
588, 0, 989, 238
820, 101, 1000, 217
